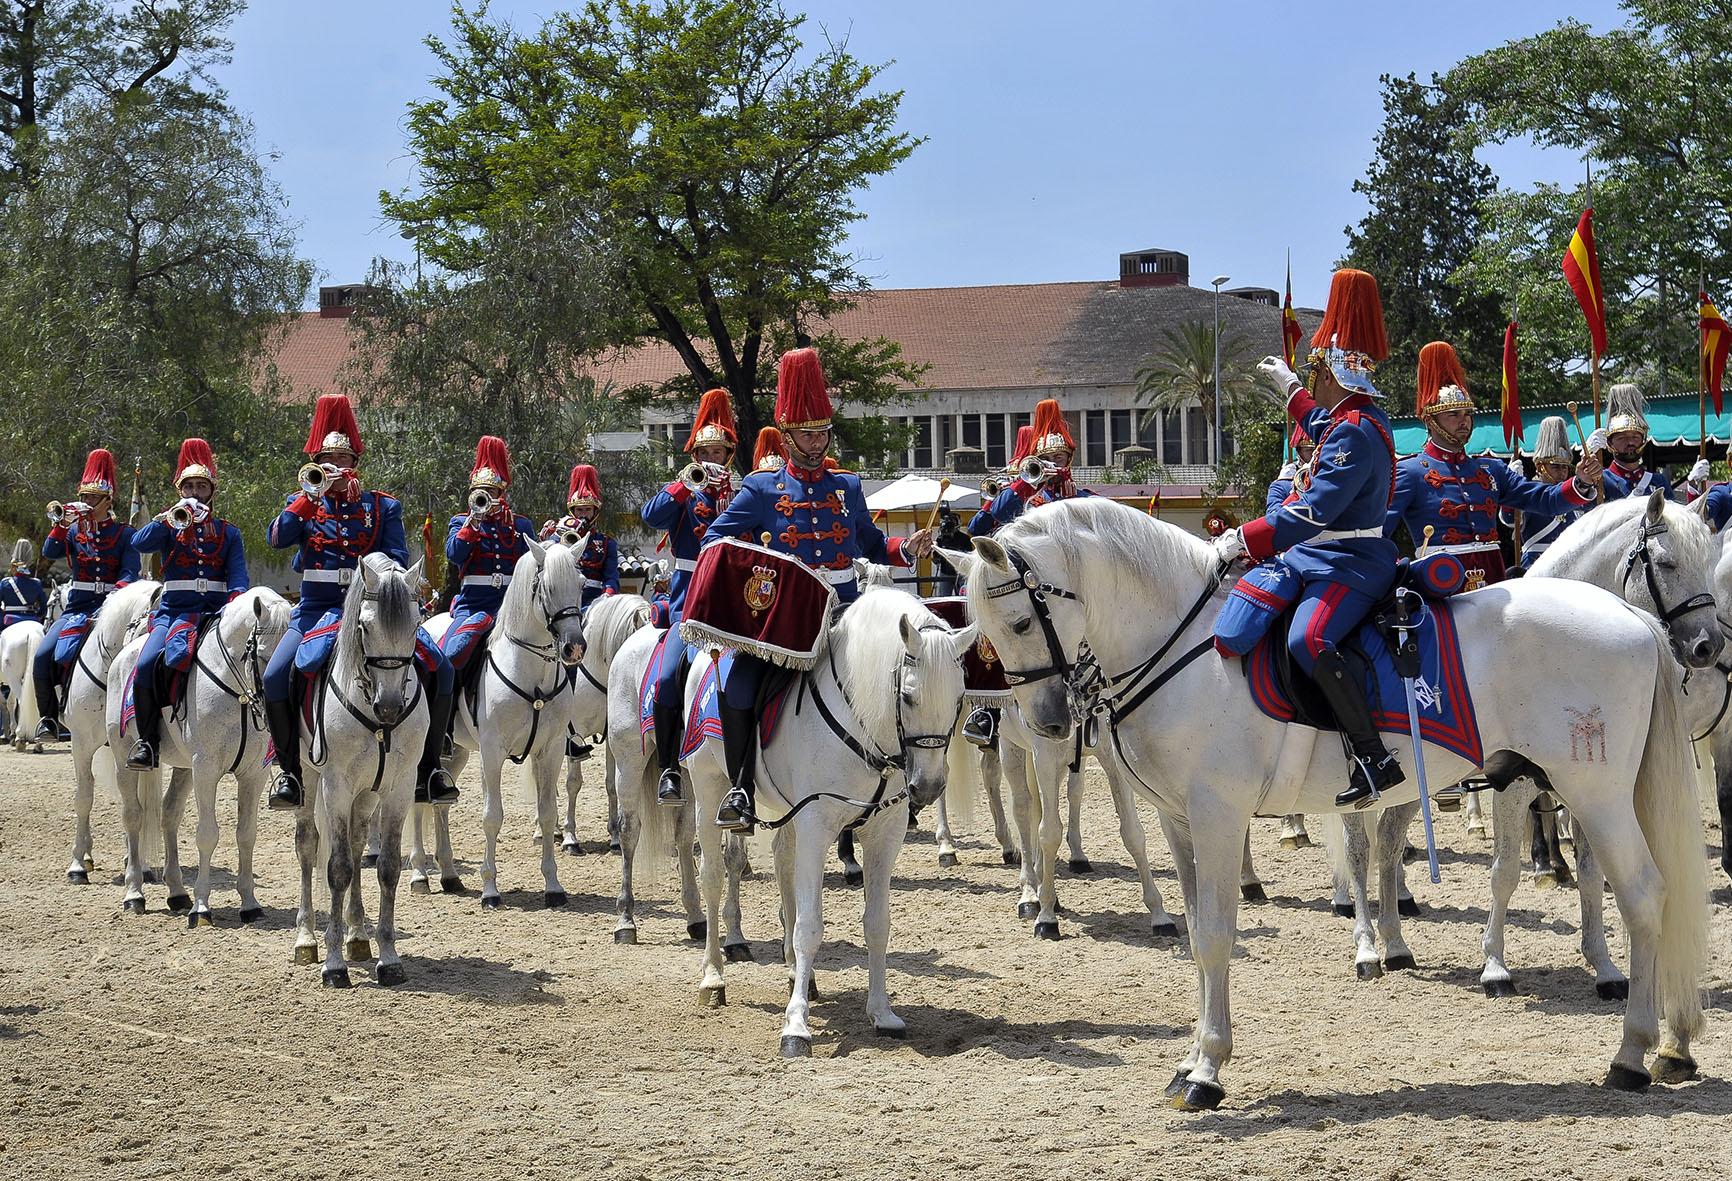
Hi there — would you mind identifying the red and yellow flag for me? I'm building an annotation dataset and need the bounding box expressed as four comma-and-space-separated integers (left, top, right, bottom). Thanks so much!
1500, 321, 1522, 447
422, 513, 442, 597
1561, 207, 1607, 359
1701, 290, 1731, 417
1281, 256, 1302, 368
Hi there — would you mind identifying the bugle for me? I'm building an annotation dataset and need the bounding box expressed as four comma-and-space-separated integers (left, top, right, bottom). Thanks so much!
299, 462, 332, 498
468, 487, 496, 516
168, 500, 198, 529
1019, 456, 1056, 484
681, 461, 725, 493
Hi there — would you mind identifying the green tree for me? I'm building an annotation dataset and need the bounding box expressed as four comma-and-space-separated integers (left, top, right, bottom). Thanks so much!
383, 0, 925, 467
1446, 3, 1732, 407
1133, 319, 1279, 505
1340, 73, 1506, 411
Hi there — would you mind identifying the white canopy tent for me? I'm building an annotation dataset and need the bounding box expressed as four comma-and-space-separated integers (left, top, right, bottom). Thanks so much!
864, 474, 979, 512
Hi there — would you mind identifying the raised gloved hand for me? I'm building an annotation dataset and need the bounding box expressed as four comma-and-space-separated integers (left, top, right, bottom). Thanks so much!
1506, 458, 1525, 481
1587, 428, 1608, 456
1255, 356, 1301, 406
1212, 527, 1246, 566
1688, 457, 1712, 485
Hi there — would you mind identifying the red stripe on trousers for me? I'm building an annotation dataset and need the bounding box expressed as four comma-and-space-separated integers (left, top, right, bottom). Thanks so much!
1305, 582, 1349, 659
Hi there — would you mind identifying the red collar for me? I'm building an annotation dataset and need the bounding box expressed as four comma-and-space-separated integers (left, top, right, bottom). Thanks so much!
1610, 460, 1645, 479
1423, 439, 1467, 463
1330, 393, 1373, 420
785, 461, 828, 482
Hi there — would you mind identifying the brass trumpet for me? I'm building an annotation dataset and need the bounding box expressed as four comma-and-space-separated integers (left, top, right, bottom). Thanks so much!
299, 462, 332, 498
46, 500, 90, 525
680, 461, 724, 493
168, 500, 199, 530
558, 521, 589, 547
468, 487, 496, 516
1019, 456, 1057, 484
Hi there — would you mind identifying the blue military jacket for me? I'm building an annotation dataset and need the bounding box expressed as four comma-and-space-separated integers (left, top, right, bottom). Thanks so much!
132, 517, 250, 612
268, 489, 407, 607
1606, 460, 1673, 500
42, 517, 140, 611
641, 479, 730, 620
1, 572, 47, 623
1385, 441, 1593, 551
446, 511, 534, 614
979, 474, 1092, 532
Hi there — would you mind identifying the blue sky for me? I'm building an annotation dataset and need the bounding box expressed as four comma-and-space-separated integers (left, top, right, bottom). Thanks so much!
218, 0, 1628, 309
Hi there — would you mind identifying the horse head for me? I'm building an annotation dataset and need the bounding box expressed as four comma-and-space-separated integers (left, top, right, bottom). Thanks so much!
959, 535, 1084, 741
347, 555, 422, 726
1625, 490, 1722, 669
519, 540, 586, 667
894, 607, 976, 807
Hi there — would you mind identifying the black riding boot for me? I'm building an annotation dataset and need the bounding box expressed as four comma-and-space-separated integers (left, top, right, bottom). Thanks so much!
33, 665, 61, 740
1312, 649, 1405, 809
416, 687, 460, 805
126, 666, 161, 770
653, 702, 686, 804
265, 694, 304, 810
715, 702, 758, 832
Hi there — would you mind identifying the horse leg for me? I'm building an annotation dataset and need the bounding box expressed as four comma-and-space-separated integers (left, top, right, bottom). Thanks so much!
373, 796, 407, 986
695, 800, 729, 1005
561, 744, 582, 854
189, 764, 221, 927
1569, 801, 1665, 1086
837, 828, 862, 889
1004, 745, 1040, 918
610, 750, 643, 944
292, 782, 320, 965
434, 804, 459, 892
1065, 764, 1089, 873
1030, 740, 1067, 938
1545, 798, 1574, 886
675, 797, 704, 941
408, 803, 431, 894
1481, 780, 1531, 997
342, 803, 372, 960
1376, 802, 1419, 970
1108, 771, 1176, 938
980, 744, 1016, 866
605, 748, 621, 854
234, 770, 264, 922
115, 767, 147, 913
320, 803, 355, 987
775, 824, 797, 984
1573, 830, 1626, 1000
859, 808, 906, 1036
934, 795, 958, 868
478, 744, 506, 909
721, 832, 752, 963
779, 820, 829, 1057
1278, 813, 1310, 850
160, 766, 193, 913
1716, 730, 1732, 884
1529, 796, 1559, 888
532, 745, 567, 907
1341, 812, 1381, 979
1170, 806, 1247, 1111
1464, 789, 1487, 839
1238, 831, 1265, 903
68, 742, 97, 883
361, 813, 382, 870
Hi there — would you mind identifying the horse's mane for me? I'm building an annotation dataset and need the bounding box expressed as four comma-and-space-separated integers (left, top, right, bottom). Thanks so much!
223, 587, 292, 644
584, 592, 652, 665
336, 554, 418, 672
1531, 493, 1715, 584
830, 587, 948, 743
90, 580, 161, 660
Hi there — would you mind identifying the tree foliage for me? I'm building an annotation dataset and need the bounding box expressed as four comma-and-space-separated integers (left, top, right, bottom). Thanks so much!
383, 0, 925, 466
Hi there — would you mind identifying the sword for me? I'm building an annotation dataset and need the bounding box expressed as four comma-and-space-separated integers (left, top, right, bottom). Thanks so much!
1392, 586, 1442, 884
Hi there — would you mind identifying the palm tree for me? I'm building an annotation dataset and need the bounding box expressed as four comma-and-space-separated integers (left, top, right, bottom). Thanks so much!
1133, 320, 1260, 464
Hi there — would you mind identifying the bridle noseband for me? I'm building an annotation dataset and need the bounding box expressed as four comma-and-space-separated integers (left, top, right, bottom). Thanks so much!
1621, 515, 1715, 630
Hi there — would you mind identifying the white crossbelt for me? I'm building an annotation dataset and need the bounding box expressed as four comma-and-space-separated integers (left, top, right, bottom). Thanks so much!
68, 580, 115, 593
672, 557, 698, 572
583, 578, 604, 589
301, 568, 354, 585
164, 579, 227, 593
1310, 527, 1384, 543
1433, 542, 1499, 556
461, 572, 512, 588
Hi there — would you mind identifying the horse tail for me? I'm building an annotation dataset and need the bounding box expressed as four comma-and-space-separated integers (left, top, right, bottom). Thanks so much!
1633, 617, 1709, 1042
1319, 810, 1348, 897
632, 752, 679, 890
942, 724, 979, 832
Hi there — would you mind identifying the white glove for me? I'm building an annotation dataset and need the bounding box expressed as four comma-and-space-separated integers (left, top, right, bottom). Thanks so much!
1212, 527, 1245, 565
1506, 459, 1525, 480
1256, 356, 1300, 400
1276, 462, 1297, 481
1587, 428, 1608, 455
1688, 458, 1711, 484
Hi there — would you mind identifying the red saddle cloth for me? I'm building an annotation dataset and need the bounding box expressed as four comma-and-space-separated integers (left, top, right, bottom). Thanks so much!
922, 597, 1010, 699
679, 538, 836, 669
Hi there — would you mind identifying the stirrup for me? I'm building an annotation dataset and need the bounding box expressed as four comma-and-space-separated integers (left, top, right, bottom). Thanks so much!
125, 739, 157, 771
961, 706, 996, 748
1430, 782, 1464, 812
715, 787, 755, 833
657, 768, 684, 806
418, 767, 460, 806
35, 718, 59, 741
267, 772, 304, 811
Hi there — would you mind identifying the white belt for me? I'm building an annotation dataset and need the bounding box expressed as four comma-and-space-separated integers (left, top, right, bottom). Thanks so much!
461, 573, 512, 589
583, 578, 604, 589
672, 557, 698, 572
68, 580, 115, 594
1310, 527, 1384, 543
302, 568, 354, 586
821, 567, 857, 585
164, 579, 226, 594
1433, 542, 1499, 556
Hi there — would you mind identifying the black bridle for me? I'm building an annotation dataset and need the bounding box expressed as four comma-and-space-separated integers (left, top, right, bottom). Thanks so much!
191, 606, 276, 776
484, 573, 584, 765
1621, 515, 1716, 631
309, 592, 424, 794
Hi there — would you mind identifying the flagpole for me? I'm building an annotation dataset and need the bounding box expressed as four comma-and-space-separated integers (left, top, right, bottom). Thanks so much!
1701, 262, 1709, 460
1506, 298, 1523, 555
1587, 159, 1601, 425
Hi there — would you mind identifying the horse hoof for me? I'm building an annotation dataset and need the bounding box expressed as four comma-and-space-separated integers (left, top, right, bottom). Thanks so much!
1332, 902, 1354, 919
1653, 1053, 1699, 1084
1355, 961, 1383, 981
376, 962, 407, 988
699, 986, 726, 1009
1034, 921, 1061, 941
1162, 1070, 1191, 1099
142, 869, 160, 885
67, 869, 89, 885
1383, 953, 1417, 972
122, 897, 146, 915
1240, 883, 1267, 904
440, 876, 464, 895
1068, 857, 1093, 874
562, 842, 582, 857
544, 891, 567, 909
321, 968, 351, 990
1397, 897, 1421, 917
874, 1024, 907, 1040
724, 943, 755, 963
938, 852, 958, 868
165, 893, 192, 914
779, 1035, 811, 1059
1604, 1063, 1651, 1092
293, 944, 319, 965
410, 879, 430, 895
843, 868, 863, 888
608, 841, 622, 855
1001, 850, 1020, 867
1278, 836, 1300, 851
612, 928, 637, 945
1151, 921, 1179, 940
1482, 978, 1517, 998
188, 911, 213, 930
1173, 1079, 1225, 1112
1596, 979, 1630, 1002
687, 920, 707, 941
1016, 901, 1039, 920
1532, 872, 1560, 890
345, 939, 372, 962
360, 853, 378, 870
239, 907, 264, 924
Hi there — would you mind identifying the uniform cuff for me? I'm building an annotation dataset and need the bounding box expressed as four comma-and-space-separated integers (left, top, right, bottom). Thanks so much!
457, 524, 483, 543
47, 524, 68, 542
886, 537, 910, 567
288, 494, 318, 521
1010, 478, 1038, 501
1564, 478, 1595, 506
1241, 516, 1276, 561
1286, 386, 1318, 422
666, 480, 691, 502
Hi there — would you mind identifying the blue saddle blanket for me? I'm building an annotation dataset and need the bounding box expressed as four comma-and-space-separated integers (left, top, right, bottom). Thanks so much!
1244, 598, 1483, 767
637, 629, 792, 757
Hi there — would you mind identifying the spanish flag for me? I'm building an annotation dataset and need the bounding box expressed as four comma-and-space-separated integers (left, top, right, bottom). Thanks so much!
1703, 290, 1732, 417
1281, 256, 1302, 368
422, 513, 441, 596
1501, 321, 1522, 447
1561, 207, 1607, 359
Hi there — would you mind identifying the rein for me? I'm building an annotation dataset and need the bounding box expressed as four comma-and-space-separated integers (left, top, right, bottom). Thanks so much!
191, 608, 274, 776
1621, 515, 1716, 629
308, 591, 424, 794
483, 575, 584, 764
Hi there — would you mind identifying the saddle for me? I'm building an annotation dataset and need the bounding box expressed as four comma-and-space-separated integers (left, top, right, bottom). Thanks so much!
638, 629, 798, 755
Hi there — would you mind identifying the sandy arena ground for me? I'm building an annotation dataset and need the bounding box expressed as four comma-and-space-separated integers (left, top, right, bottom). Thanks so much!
1, 741, 1730, 1181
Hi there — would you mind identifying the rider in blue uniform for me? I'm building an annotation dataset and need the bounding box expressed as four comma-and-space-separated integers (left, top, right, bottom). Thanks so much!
1, 540, 47, 630
561, 465, 620, 611
33, 449, 140, 740
1599, 383, 1676, 501
698, 347, 936, 831
1386, 341, 1601, 590
970, 428, 1029, 537
977, 401, 1093, 532
441, 435, 535, 681
1505, 416, 1627, 569
262, 394, 456, 811
639, 388, 736, 804
126, 439, 249, 770
1214, 269, 1405, 809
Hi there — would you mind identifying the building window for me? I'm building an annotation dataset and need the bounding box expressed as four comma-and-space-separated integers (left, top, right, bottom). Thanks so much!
939, 415, 955, 457
962, 415, 982, 451
1084, 409, 1107, 467
986, 415, 1008, 469
1136, 408, 1160, 451
1187, 405, 1211, 465
1110, 409, 1135, 460
1162, 409, 1183, 465
913, 418, 933, 469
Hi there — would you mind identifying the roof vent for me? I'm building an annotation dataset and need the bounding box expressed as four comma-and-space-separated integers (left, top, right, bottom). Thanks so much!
1119, 248, 1189, 288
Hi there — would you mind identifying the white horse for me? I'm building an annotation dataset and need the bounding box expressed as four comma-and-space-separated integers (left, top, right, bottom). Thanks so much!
555, 592, 647, 854
414, 542, 588, 909
104, 588, 293, 922
60, 579, 163, 885
930, 737, 1020, 868
666, 589, 977, 1055
958, 497, 1710, 1106
2, 617, 46, 750
290, 555, 430, 988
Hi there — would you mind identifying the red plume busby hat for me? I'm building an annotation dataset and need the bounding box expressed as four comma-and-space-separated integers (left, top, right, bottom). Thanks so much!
752, 425, 787, 472
304, 393, 364, 458
1308, 269, 1389, 397
1414, 341, 1474, 419
567, 463, 603, 509
1008, 424, 1036, 470
77, 448, 118, 498
774, 348, 833, 430
1030, 399, 1075, 459
175, 438, 218, 488
469, 436, 511, 490
685, 388, 738, 453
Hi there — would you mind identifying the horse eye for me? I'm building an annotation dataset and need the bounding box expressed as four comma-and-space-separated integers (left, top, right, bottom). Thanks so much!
1657, 558, 1677, 571
901, 691, 916, 707
1011, 618, 1032, 635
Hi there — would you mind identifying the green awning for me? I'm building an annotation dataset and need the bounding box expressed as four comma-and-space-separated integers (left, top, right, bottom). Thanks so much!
1388, 393, 1732, 456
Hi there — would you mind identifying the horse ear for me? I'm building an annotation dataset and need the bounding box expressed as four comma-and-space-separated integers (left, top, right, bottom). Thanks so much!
405, 558, 423, 588
523, 535, 548, 568
948, 621, 979, 655
899, 613, 921, 656
1690, 490, 1712, 519
972, 536, 1012, 572
360, 559, 380, 593
1646, 487, 1666, 525
253, 594, 264, 619
932, 546, 971, 574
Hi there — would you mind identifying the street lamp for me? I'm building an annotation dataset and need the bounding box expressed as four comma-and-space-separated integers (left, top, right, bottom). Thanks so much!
1211, 274, 1231, 468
